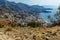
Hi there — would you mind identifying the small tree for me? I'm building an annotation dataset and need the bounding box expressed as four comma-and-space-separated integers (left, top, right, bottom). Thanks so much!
47, 15, 51, 21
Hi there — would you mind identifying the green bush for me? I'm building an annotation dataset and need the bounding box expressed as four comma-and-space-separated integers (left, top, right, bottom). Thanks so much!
9, 21, 23, 27
0, 24, 4, 28
9, 22, 16, 27
27, 21, 42, 27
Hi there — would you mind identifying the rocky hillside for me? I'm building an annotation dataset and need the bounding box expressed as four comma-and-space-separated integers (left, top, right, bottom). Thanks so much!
0, 0, 52, 26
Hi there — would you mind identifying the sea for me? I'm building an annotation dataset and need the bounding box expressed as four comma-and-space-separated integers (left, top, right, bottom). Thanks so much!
40, 6, 58, 22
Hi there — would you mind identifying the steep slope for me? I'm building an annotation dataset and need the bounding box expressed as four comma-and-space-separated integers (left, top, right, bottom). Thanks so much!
0, 0, 53, 25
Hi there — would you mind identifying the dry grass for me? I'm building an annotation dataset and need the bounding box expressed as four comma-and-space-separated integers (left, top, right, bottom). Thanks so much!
0, 18, 60, 40
0, 18, 9, 25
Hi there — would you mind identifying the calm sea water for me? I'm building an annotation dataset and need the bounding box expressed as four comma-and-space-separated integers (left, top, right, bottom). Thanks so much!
41, 6, 58, 22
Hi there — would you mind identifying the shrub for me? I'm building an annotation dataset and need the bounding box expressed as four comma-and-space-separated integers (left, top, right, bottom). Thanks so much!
0, 24, 4, 28
8, 21, 24, 27
49, 20, 60, 27
17, 23, 21, 26
11, 23, 16, 27
5, 28, 12, 31
55, 20, 60, 26
9, 22, 16, 27
27, 21, 42, 27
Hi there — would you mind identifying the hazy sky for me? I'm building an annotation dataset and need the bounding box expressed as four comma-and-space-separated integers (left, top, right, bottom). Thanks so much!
8, 0, 60, 6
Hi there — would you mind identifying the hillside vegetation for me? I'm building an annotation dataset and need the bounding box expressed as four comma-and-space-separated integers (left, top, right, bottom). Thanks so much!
0, 18, 60, 40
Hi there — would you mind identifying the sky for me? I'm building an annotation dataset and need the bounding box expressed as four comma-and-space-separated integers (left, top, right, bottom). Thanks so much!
7, 0, 60, 6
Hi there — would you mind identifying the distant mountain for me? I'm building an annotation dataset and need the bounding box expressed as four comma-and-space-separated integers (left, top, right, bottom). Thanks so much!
0, 0, 52, 13
30, 5, 52, 13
